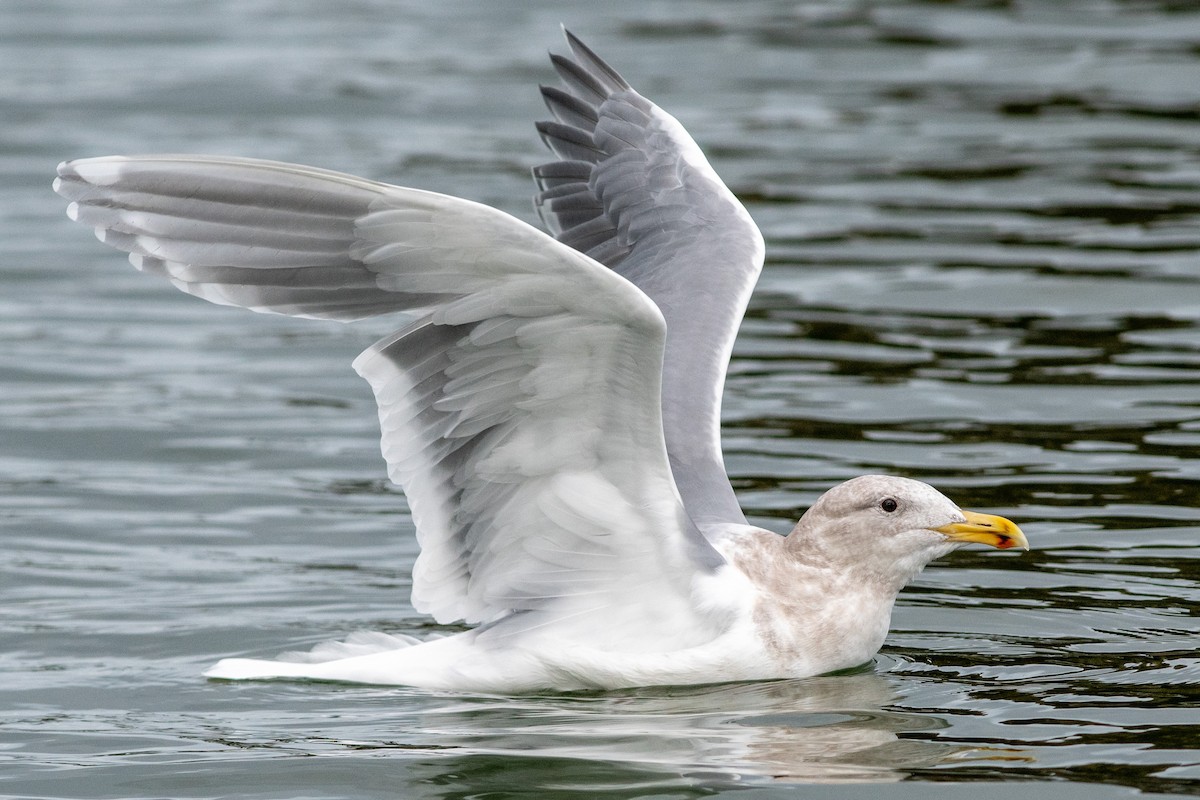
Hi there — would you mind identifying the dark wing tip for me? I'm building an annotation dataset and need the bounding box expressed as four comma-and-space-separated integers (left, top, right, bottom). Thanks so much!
540, 84, 600, 128
561, 28, 632, 92
535, 120, 603, 161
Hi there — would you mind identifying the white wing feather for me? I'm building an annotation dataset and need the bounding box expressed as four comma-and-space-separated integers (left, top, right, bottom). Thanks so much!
55, 155, 724, 631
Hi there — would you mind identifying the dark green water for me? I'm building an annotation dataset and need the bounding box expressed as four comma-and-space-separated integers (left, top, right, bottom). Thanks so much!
2, 1, 1198, 797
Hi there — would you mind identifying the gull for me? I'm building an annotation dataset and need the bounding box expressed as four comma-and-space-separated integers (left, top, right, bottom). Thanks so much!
53, 30, 1027, 692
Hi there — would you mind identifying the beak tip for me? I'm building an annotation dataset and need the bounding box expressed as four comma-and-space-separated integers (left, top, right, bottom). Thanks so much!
1004, 528, 1032, 553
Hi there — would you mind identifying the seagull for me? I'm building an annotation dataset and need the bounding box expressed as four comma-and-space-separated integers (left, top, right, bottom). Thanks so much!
53, 30, 1027, 692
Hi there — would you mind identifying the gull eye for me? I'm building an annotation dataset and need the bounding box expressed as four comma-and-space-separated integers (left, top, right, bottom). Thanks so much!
880, 498, 898, 513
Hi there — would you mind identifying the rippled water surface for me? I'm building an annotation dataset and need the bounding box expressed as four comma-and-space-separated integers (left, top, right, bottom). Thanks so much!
3, 1, 1199, 797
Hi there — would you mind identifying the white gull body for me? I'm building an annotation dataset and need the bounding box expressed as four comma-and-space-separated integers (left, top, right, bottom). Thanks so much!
53, 31, 1027, 692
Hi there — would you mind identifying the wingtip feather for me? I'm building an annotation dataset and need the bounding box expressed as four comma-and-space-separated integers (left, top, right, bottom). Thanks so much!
563, 29, 631, 93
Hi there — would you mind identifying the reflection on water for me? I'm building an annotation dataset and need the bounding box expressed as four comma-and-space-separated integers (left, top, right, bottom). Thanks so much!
380, 676, 956, 784
3, 0, 1200, 797
207, 674, 971, 790
393, 681, 955, 796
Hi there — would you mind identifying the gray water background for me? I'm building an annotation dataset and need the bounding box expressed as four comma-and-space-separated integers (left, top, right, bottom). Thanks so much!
3, 0, 1199, 797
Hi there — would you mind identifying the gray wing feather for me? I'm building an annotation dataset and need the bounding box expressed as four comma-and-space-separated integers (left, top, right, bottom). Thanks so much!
55, 156, 437, 319
533, 31, 766, 527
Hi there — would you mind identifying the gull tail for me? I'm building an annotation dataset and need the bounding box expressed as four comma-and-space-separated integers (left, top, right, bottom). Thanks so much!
204, 630, 423, 682
201, 630, 521, 689
204, 657, 319, 681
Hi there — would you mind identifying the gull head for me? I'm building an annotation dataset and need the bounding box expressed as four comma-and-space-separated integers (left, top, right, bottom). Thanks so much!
787, 475, 1027, 589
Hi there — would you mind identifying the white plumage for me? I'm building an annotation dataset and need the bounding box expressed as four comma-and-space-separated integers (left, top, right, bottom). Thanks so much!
54, 31, 1026, 692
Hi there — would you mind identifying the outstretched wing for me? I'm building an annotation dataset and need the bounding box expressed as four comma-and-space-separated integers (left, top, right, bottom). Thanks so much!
534, 31, 765, 527
54, 155, 724, 629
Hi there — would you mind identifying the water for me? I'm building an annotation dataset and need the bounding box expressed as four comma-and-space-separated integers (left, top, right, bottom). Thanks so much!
3, 0, 1199, 797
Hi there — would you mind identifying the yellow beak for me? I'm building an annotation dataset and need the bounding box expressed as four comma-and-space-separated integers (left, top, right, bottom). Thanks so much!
934, 510, 1029, 551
